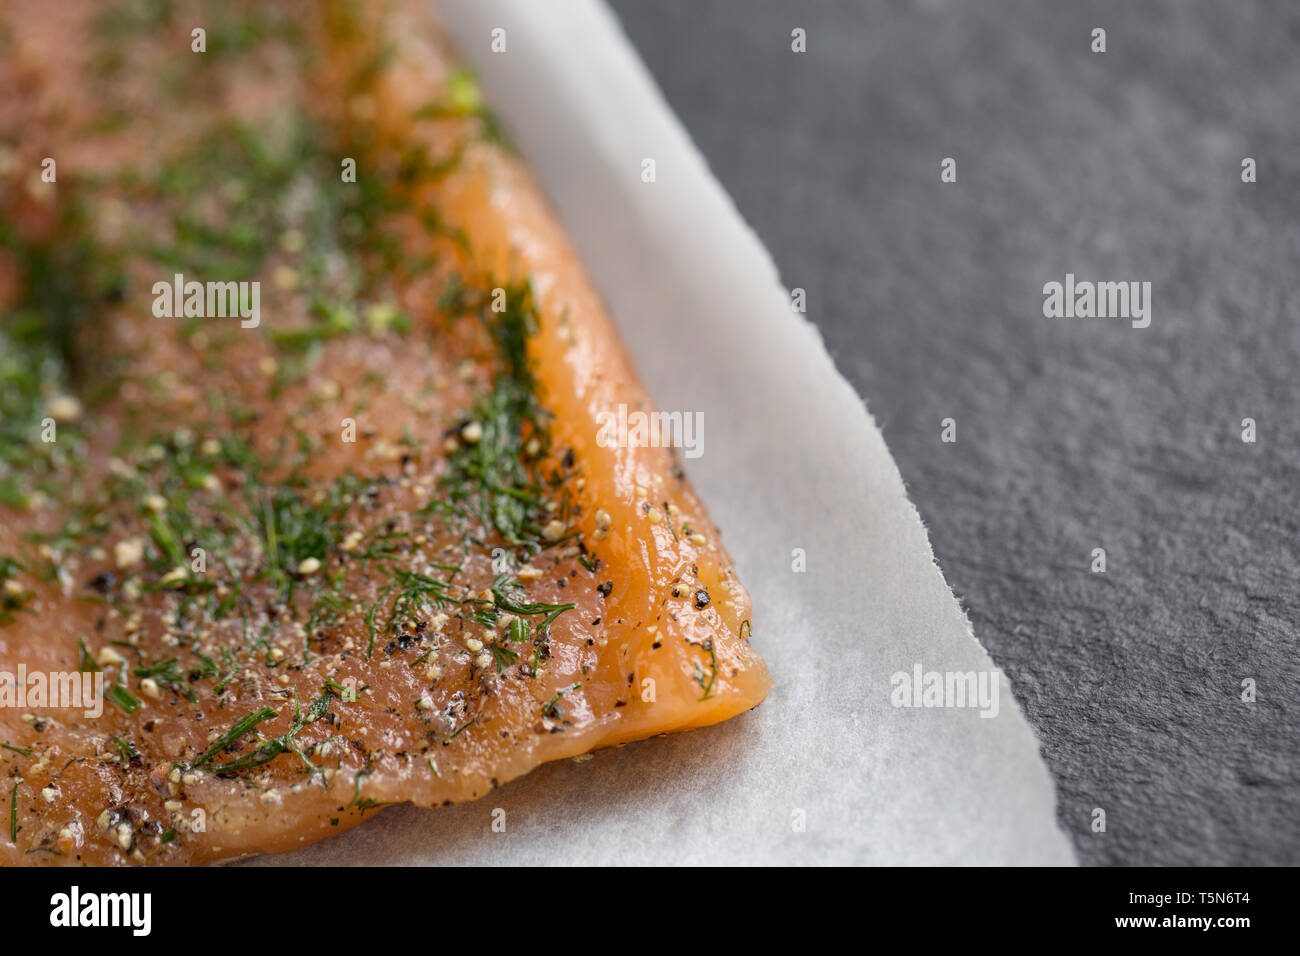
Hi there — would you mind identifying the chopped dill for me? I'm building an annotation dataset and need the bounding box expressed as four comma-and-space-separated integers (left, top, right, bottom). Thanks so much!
0, 557, 33, 624
348, 771, 398, 814
662, 503, 678, 543
323, 677, 365, 701
192, 706, 277, 768
107, 682, 142, 715
695, 640, 718, 702
543, 682, 580, 720
492, 580, 575, 637
111, 735, 140, 763
198, 692, 329, 775
76, 637, 100, 674
447, 715, 477, 739
490, 644, 519, 672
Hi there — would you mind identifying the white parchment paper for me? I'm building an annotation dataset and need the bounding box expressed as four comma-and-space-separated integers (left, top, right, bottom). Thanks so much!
256, 0, 1075, 865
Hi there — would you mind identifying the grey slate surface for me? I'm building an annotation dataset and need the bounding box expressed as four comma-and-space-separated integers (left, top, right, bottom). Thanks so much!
607, 0, 1300, 865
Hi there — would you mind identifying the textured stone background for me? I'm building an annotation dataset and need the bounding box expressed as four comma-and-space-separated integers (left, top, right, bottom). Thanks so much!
607, 0, 1300, 865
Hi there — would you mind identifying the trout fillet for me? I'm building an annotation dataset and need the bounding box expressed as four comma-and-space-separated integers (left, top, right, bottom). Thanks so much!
0, 0, 770, 865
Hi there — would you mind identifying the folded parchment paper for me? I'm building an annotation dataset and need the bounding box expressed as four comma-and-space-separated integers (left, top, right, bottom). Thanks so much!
254, 0, 1075, 865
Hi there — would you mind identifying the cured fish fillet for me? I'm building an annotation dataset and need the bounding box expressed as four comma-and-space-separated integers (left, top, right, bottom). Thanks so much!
0, 0, 770, 865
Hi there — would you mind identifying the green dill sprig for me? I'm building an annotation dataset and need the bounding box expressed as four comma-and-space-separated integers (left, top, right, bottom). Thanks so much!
491, 576, 575, 633
83, 630, 144, 714
76, 637, 100, 674
365, 566, 461, 661
199, 692, 329, 775
411, 66, 510, 150
489, 645, 519, 672
348, 771, 398, 814
695, 640, 718, 701
431, 276, 565, 552
662, 503, 678, 543
111, 735, 140, 763
447, 715, 478, 739
0, 557, 34, 625
323, 677, 366, 701
192, 705, 277, 768
132, 656, 185, 688
108, 682, 141, 715
543, 682, 580, 720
